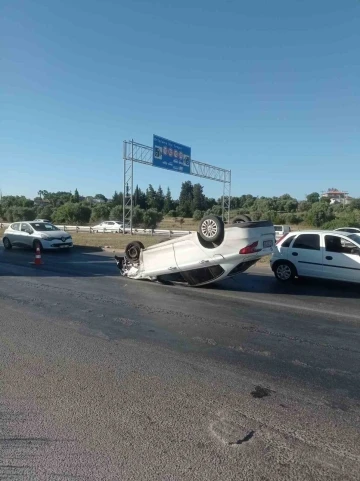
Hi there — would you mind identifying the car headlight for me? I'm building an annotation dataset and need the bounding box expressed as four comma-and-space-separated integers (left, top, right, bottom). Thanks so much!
41, 235, 55, 241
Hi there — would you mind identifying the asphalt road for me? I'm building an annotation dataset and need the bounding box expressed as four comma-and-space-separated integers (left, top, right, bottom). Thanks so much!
1, 246, 360, 480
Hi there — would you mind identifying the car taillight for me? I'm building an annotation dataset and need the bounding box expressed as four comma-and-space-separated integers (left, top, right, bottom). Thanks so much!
239, 241, 260, 254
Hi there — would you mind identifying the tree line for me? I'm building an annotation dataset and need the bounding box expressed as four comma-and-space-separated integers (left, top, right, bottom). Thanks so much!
1, 184, 360, 229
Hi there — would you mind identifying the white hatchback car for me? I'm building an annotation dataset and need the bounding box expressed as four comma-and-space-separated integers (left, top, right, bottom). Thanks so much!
92, 221, 123, 233
2, 221, 73, 251
115, 215, 275, 287
271, 230, 360, 283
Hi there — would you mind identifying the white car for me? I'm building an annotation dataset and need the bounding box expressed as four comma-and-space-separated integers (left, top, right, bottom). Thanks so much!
115, 215, 275, 287
334, 227, 360, 234
2, 221, 73, 251
271, 230, 360, 283
92, 221, 123, 233
274, 224, 291, 240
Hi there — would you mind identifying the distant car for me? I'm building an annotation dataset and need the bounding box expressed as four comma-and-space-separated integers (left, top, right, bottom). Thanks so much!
92, 221, 123, 233
271, 230, 360, 283
33, 218, 50, 223
2, 221, 73, 251
115, 215, 275, 287
274, 224, 291, 240
334, 227, 360, 234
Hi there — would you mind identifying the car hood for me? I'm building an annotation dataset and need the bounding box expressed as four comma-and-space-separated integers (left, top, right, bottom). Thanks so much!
41, 230, 71, 239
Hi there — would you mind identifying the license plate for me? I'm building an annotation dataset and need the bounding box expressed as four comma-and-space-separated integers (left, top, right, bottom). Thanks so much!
263, 240, 273, 248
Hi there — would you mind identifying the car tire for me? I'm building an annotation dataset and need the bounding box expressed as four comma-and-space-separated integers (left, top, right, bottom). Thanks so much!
33, 240, 43, 252
125, 241, 144, 261
232, 214, 252, 224
198, 215, 224, 243
3, 237, 12, 250
273, 261, 296, 282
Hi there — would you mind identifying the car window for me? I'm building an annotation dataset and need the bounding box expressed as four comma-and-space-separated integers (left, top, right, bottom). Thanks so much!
30, 223, 59, 232
281, 235, 295, 248
293, 234, 320, 250
108, 222, 114, 225
20, 223, 31, 233
11, 223, 20, 231
348, 233, 360, 244
325, 235, 360, 254
274, 225, 282, 231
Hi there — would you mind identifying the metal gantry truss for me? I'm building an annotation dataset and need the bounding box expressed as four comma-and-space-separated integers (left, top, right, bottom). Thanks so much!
123, 140, 231, 233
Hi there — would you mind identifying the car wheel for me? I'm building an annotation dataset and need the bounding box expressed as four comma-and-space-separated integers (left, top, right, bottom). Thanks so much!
198, 215, 224, 243
274, 261, 296, 282
125, 241, 144, 262
33, 240, 43, 252
3, 237, 12, 250
232, 214, 252, 223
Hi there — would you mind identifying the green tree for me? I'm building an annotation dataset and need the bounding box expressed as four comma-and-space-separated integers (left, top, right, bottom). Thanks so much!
143, 209, 163, 229
179, 180, 194, 217
306, 192, 320, 204
163, 187, 174, 213
36, 205, 54, 221
52, 203, 91, 224
112, 191, 123, 206
284, 199, 298, 212
285, 213, 302, 224
132, 206, 144, 227
193, 209, 203, 221
5, 207, 36, 222
73, 188, 80, 203
94, 194, 107, 202
146, 185, 157, 210
298, 201, 311, 212
306, 203, 334, 227
192, 183, 206, 212
156, 186, 165, 212
92, 204, 111, 221
211, 205, 222, 216
350, 198, 360, 210
109, 205, 123, 221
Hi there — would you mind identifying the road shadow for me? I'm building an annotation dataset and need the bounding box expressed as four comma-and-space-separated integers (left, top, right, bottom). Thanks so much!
209, 271, 360, 300
0, 247, 119, 278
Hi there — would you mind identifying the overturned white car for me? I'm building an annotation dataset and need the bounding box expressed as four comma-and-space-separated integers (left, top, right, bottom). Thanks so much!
115, 215, 275, 287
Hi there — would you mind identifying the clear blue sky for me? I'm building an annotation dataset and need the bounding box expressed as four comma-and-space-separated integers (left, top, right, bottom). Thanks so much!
1, 0, 359, 201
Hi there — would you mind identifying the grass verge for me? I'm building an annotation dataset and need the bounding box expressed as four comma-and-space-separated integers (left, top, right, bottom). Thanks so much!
71, 232, 165, 251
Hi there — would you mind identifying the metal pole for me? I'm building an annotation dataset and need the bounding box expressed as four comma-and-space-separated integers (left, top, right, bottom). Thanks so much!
228, 170, 231, 224
130, 139, 134, 235
122, 141, 126, 235
222, 182, 226, 221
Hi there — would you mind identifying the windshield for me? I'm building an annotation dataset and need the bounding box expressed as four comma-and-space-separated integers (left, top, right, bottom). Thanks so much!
347, 233, 360, 245
30, 223, 60, 232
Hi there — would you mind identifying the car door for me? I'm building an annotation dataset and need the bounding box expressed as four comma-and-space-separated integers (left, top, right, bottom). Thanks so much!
289, 233, 323, 278
141, 243, 178, 276
19, 223, 34, 248
7, 223, 21, 246
323, 234, 360, 282
173, 237, 220, 273
106, 221, 115, 232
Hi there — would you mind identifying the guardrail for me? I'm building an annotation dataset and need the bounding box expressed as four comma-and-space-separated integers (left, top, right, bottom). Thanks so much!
0, 222, 192, 238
